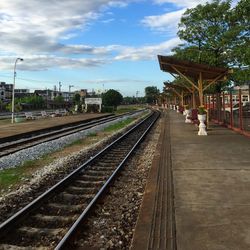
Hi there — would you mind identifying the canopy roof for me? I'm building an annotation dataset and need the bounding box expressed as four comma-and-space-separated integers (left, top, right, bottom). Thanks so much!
158, 55, 230, 81
164, 82, 187, 90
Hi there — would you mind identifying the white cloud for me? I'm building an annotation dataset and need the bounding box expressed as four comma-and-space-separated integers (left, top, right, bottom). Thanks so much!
101, 18, 115, 24
82, 78, 149, 84
143, 0, 213, 35
142, 9, 185, 34
114, 37, 181, 61
0, 55, 107, 71
0, 37, 180, 71
0, 0, 133, 55
153, 0, 209, 8
0, 0, 182, 71
0, 0, 141, 70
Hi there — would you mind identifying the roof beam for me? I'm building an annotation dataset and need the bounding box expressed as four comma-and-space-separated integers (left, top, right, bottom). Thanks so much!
203, 72, 227, 91
171, 66, 199, 91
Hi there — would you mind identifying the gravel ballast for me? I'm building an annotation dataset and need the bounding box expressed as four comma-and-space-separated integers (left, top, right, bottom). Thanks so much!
0, 111, 147, 171
0, 111, 161, 250
74, 119, 161, 249
0, 111, 151, 222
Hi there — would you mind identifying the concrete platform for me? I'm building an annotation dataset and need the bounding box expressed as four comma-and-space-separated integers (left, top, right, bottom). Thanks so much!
131, 110, 250, 250
0, 113, 108, 139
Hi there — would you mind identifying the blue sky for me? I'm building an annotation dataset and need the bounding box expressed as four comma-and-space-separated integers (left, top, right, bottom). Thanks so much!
0, 0, 217, 96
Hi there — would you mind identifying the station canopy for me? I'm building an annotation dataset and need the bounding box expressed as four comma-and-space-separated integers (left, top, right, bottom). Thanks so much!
164, 81, 187, 90
158, 55, 232, 106
158, 55, 230, 81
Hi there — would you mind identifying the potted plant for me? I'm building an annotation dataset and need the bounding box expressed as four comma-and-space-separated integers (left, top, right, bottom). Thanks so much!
197, 106, 206, 115
197, 105, 207, 135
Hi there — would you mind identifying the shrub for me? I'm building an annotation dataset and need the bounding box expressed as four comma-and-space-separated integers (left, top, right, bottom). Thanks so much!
198, 106, 206, 115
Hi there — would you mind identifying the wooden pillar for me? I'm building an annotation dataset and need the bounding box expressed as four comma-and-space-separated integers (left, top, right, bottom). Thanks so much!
230, 91, 233, 127
239, 89, 243, 130
181, 91, 184, 106
192, 87, 196, 109
222, 92, 225, 122
198, 72, 203, 106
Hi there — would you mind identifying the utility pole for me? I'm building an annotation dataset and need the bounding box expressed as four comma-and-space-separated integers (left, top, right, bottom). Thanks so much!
46, 88, 49, 109
11, 57, 23, 123
69, 85, 74, 101
136, 91, 139, 104
59, 81, 62, 93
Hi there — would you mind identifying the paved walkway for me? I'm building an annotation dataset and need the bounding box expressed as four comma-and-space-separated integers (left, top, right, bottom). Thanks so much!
132, 110, 250, 250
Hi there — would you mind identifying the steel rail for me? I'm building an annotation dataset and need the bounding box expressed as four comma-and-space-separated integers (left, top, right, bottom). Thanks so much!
0, 110, 145, 157
55, 110, 160, 249
0, 114, 113, 144
0, 110, 159, 246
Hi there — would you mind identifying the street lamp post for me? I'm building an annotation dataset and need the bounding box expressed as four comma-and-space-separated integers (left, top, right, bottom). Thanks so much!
69, 85, 74, 101
11, 57, 24, 123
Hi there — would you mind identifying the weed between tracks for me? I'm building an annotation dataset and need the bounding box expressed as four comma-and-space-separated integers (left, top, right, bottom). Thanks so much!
0, 117, 137, 195
104, 118, 134, 132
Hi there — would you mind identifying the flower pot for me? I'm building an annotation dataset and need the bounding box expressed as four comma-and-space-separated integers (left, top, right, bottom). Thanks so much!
198, 114, 207, 135
198, 114, 206, 121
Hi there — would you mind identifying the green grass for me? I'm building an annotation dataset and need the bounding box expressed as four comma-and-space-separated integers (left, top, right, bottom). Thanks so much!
0, 116, 138, 193
0, 155, 54, 193
0, 160, 35, 191
104, 118, 135, 132
115, 108, 138, 114
67, 139, 84, 146
65, 132, 97, 147
115, 105, 146, 114
88, 132, 97, 137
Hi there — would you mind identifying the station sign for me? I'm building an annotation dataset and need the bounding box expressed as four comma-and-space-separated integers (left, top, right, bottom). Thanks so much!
85, 98, 102, 105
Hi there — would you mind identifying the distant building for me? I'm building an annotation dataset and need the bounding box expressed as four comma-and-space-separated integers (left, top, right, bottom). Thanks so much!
34, 89, 74, 102
0, 82, 32, 102
15, 88, 31, 99
79, 89, 87, 97
34, 89, 53, 101
15, 89, 29, 94
205, 84, 250, 107
0, 82, 13, 102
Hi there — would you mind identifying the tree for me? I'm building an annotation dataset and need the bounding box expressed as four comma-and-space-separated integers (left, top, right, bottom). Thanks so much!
54, 95, 64, 106
175, 0, 250, 85
145, 86, 160, 104
6, 102, 22, 112
178, 0, 234, 66
73, 93, 81, 104
122, 96, 146, 104
230, 0, 250, 83
19, 95, 45, 109
102, 89, 123, 107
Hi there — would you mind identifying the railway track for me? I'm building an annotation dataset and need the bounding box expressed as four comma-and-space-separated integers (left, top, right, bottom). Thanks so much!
0, 111, 143, 158
0, 110, 160, 249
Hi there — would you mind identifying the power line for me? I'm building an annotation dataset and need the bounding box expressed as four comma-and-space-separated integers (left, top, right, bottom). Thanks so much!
17, 77, 56, 83
0, 73, 64, 84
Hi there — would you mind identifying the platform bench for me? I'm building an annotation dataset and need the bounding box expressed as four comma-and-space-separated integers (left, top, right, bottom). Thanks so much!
25, 112, 36, 120
41, 111, 49, 118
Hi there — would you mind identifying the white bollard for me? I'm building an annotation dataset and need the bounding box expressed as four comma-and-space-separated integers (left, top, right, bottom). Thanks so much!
198, 114, 207, 135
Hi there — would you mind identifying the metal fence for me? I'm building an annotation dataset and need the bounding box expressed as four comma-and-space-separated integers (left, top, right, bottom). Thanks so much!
204, 89, 250, 135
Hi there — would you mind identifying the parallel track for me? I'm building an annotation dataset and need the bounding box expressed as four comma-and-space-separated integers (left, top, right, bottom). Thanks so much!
0, 110, 159, 249
0, 111, 143, 158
